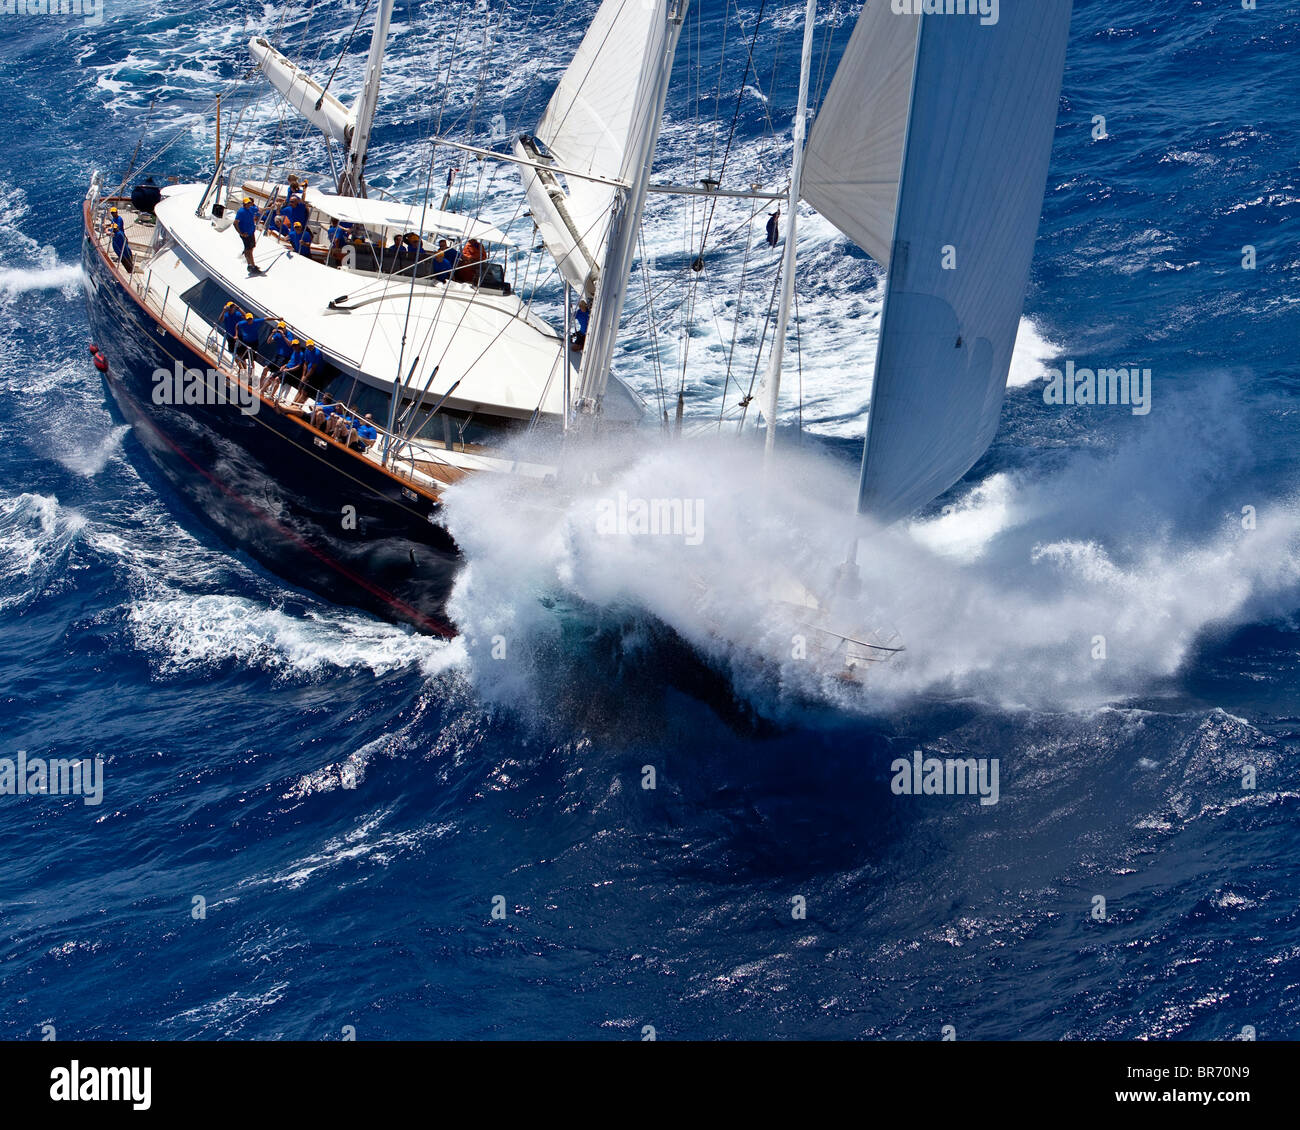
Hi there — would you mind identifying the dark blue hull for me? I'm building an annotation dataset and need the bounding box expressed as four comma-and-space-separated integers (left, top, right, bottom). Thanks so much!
81, 213, 459, 635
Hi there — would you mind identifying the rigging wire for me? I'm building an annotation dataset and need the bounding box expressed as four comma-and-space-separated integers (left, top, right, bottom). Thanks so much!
317, 0, 373, 105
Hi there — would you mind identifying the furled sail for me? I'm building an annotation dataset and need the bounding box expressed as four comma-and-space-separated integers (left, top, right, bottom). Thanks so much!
851, 2, 1073, 523
249, 37, 356, 145
801, 0, 918, 269
515, 0, 672, 296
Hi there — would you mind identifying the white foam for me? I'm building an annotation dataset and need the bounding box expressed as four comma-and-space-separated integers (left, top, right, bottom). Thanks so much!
0, 262, 83, 299
441, 375, 1300, 714
125, 591, 465, 679
52, 424, 130, 478
0, 493, 86, 611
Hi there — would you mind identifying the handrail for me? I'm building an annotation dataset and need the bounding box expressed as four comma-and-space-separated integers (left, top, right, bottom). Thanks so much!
89, 196, 482, 495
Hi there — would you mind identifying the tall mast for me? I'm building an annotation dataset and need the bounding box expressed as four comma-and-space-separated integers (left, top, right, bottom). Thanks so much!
574, 0, 688, 416
340, 0, 396, 197
763, 0, 817, 458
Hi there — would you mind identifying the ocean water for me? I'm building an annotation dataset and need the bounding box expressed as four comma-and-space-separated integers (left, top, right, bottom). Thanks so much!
2, 0, 1299, 1040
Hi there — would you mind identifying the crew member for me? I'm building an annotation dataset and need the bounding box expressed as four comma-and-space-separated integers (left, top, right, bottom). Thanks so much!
325, 219, 350, 267
110, 223, 134, 273
431, 240, 456, 282
269, 338, 305, 403
454, 238, 484, 284
234, 312, 268, 375
286, 194, 309, 231
261, 320, 293, 389
234, 196, 260, 269
570, 299, 590, 352
293, 339, 324, 406
220, 301, 244, 356
311, 392, 338, 431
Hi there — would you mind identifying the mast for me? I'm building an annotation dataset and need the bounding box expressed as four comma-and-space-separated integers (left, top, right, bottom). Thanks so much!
762, 0, 817, 458
574, 0, 688, 415
339, 0, 396, 197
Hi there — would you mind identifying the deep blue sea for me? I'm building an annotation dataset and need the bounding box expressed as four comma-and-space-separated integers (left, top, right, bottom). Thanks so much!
2, 0, 1299, 1040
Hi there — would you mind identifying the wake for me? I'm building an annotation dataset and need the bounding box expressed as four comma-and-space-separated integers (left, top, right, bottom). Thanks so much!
0, 262, 83, 299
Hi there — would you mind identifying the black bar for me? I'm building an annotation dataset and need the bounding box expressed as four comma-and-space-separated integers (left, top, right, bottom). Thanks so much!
0, 1038, 1288, 1116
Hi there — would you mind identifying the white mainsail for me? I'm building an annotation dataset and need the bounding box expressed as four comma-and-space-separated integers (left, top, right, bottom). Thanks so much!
515, 0, 674, 297
249, 37, 356, 145
802, 1, 1072, 523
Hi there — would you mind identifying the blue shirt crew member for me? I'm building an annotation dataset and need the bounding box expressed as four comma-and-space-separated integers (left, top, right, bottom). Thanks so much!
353, 418, 379, 451
110, 226, 134, 273
278, 343, 306, 396
287, 196, 309, 229
570, 299, 590, 352
234, 312, 267, 371
290, 224, 314, 259
287, 339, 323, 407
325, 221, 350, 267
260, 322, 293, 389
220, 302, 243, 355
299, 340, 324, 402
266, 324, 293, 363
432, 241, 457, 281
234, 197, 260, 269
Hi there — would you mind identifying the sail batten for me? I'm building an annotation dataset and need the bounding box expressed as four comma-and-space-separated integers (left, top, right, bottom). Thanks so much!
855, 3, 1074, 523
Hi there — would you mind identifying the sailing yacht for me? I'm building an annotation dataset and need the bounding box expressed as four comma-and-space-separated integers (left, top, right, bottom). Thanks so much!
81, 0, 1072, 672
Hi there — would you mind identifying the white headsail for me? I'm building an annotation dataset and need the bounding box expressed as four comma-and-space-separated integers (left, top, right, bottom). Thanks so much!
249, 36, 356, 146
576, 0, 687, 408
802, 1, 1072, 523
516, 0, 675, 297
800, 1, 918, 269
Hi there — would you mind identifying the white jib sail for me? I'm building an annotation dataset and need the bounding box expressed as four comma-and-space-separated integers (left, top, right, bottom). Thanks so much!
249, 37, 356, 146
516, 0, 671, 296
854, 2, 1074, 523
801, 0, 919, 269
